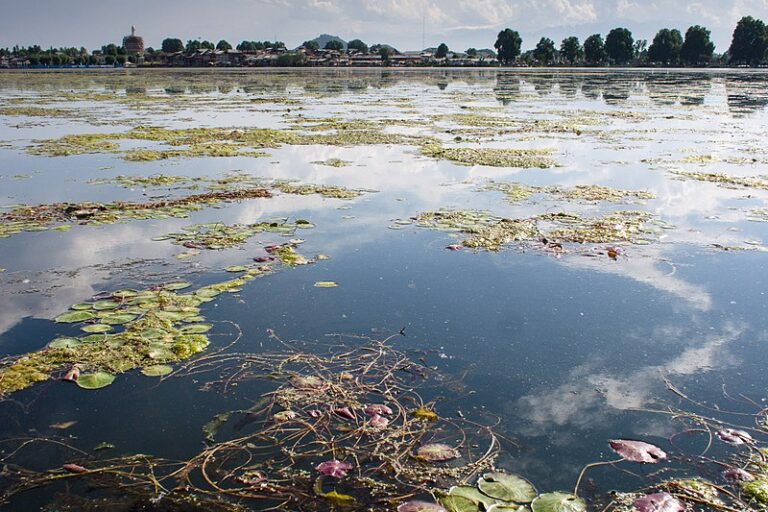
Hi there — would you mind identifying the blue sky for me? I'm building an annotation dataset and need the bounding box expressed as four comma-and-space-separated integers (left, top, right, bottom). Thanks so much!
1, 0, 766, 52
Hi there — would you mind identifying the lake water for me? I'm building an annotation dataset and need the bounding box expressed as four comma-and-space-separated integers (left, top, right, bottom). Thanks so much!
1, 69, 768, 511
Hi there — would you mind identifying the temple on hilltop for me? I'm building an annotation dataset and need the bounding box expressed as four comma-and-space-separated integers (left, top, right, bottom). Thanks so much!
123, 25, 144, 55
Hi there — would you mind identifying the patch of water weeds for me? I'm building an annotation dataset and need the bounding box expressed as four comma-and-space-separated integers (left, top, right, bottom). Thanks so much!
310, 158, 352, 167
0, 187, 272, 239
670, 170, 768, 191
28, 125, 435, 160
274, 181, 366, 199
480, 181, 655, 203
411, 209, 661, 251
89, 174, 203, 189
154, 219, 313, 252
0, 263, 286, 396
421, 144, 557, 168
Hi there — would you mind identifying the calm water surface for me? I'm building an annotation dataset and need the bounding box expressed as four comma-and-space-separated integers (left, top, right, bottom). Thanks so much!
1, 69, 768, 510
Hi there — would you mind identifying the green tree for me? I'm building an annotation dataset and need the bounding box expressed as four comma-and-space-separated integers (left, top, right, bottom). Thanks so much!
466, 47, 478, 57
216, 40, 232, 51
533, 37, 556, 65
605, 27, 634, 64
729, 15, 768, 65
237, 41, 262, 52
161, 38, 184, 53
347, 39, 368, 53
186, 40, 201, 53
559, 36, 583, 65
302, 40, 320, 51
378, 45, 393, 63
200, 41, 215, 50
681, 25, 715, 65
494, 28, 522, 65
648, 28, 683, 64
583, 34, 606, 64
436, 42, 449, 58
324, 40, 344, 51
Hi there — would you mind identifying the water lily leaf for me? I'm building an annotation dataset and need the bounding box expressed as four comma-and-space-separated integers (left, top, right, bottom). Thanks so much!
398, 501, 449, 512
48, 337, 81, 349
55, 310, 95, 323
81, 334, 109, 343
486, 505, 523, 512
181, 323, 213, 334
609, 439, 667, 463
101, 313, 138, 325
478, 472, 536, 503
320, 490, 356, 507
632, 493, 684, 512
162, 281, 192, 291
141, 364, 173, 377
446, 486, 498, 509
75, 372, 116, 390
439, 495, 479, 512
314, 281, 338, 288
70, 303, 94, 310
716, 428, 753, 445
224, 265, 248, 272
531, 493, 586, 512
92, 300, 119, 311
81, 324, 112, 333
112, 289, 138, 298
417, 443, 458, 462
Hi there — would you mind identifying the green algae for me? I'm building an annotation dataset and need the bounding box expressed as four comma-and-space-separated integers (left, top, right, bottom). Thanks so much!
421, 144, 557, 168
311, 158, 353, 167
90, 174, 200, 189
480, 181, 654, 204
0, 106, 75, 118
274, 181, 364, 199
0, 187, 272, 239
413, 209, 659, 251
158, 219, 311, 251
670, 170, 768, 191
742, 479, 768, 505
0, 263, 287, 396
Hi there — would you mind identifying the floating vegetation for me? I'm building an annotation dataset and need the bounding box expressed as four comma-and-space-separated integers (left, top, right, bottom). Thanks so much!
411, 209, 660, 251
274, 181, 364, 199
0, 187, 271, 239
28, 125, 433, 160
0, 106, 75, 118
310, 158, 352, 167
155, 219, 311, 252
670, 170, 768, 191
421, 144, 557, 168
0, 263, 297, 396
480, 181, 655, 203
89, 174, 200, 189
0, 333, 501, 511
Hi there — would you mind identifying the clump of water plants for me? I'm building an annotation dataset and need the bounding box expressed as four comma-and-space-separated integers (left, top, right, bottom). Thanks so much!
310, 158, 352, 167
0, 187, 272, 239
670, 170, 768, 191
89, 174, 201, 189
274, 181, 364, 199
480, 181, 655, 203
154, 219, 313, 251
421, 143, 557, 168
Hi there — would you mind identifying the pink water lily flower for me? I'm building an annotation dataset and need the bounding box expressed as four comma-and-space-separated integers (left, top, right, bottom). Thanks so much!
364, 404, 393, 416
316, 460, 353, 478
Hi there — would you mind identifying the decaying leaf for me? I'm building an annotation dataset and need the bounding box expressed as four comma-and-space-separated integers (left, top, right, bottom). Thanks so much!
632, 492, 684, 512
398, 501, 448, 512
316, 460, 353, 478
417, 443, 459, 462
608, 439, 667, 463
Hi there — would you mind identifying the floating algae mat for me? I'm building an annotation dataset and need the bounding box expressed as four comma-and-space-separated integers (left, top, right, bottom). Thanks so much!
0, 187, 272, 239
421, 144, 557, 168
479, 181, 655, 203
410, 209, 662, 251
0, 254, 317, 396
670, 170, 768, 191
28, 125, 435, 160
154, 219, 314, 251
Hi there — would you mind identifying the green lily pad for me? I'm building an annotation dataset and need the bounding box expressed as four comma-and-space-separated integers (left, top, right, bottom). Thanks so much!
75, 372, 116, 390
162, 281, 192, 291
81, 324, 113, 333
478, 473, 537, 503
55, 310, 95, 323
181, 323, 213, 334
101, 313, 138, 325
141, 364, 173, 377
112, 289, 138, 298
440, 495, 480, 512
224, 265, 248, 272
92, 300, 119, 311
48, 337, 81, 349
531, 493, 586, 512
81, 334, 109, 343
70, 303, 94, 310
447, 486, 500, 509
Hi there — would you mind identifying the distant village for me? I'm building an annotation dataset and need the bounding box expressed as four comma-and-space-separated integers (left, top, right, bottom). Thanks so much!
0, 27, 499, 69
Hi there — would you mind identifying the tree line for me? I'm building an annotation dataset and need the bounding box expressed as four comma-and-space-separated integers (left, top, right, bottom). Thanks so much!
2, 15, 768, 67
493, 16, 768, 66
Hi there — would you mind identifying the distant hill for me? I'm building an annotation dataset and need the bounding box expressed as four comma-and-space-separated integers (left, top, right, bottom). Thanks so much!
305, 34, 347, 50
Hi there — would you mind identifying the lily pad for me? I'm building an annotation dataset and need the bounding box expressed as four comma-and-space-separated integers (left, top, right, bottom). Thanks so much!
632, 493, 684, 512
55, 310, 95, 323
48, 337, 81, 349
162, 281, 192, 291
75, 372, 116, 390
398, 501, 448, 512
140, 364, 173, 377
81, 324, 112, 333
417, 443, 458, 462
100, 313, 138, 325
92, 300, 119, 311
531, 493, 585, 512
609, 439, 667, 463
446, 486, 499, 509
439, 495, 478, 512
181, 323, 213, 334
478, 472, 536, 503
